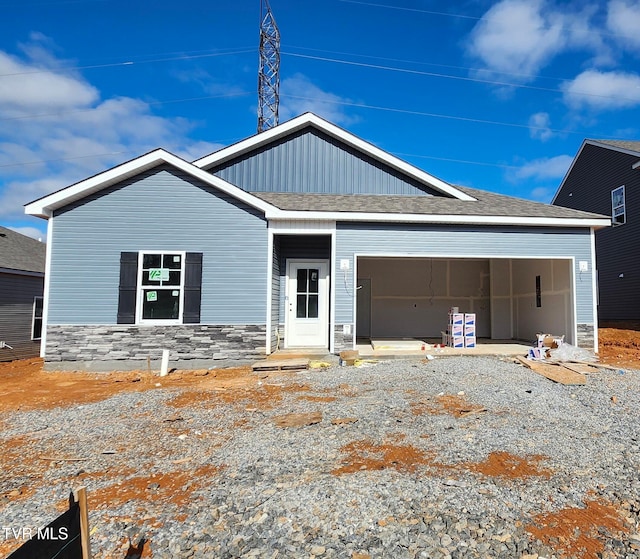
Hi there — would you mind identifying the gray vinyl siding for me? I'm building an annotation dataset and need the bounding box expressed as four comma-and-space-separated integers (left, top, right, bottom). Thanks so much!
334, 223, 593, 323
48, 165, 268, 325
212, 129, 441, 196
554, 144, 640, 320
0, 272, 44, 361
271, 237, 281, 350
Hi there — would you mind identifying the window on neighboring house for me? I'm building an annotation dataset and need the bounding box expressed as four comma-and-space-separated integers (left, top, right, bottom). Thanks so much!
117, 251, 202, 325
612, 185, 626, 226
32, 296, 43, 340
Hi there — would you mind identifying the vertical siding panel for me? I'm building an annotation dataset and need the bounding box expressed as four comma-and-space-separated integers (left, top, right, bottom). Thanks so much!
213, 129, 439, 196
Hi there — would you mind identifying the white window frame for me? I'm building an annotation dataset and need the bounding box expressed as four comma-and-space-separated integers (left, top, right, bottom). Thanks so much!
31, 296, 43, 340
136, 251, 186, 325
612, 185, 626, 226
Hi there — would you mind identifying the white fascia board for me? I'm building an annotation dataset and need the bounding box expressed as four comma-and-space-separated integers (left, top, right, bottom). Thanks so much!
265, 208, 611, 228
24, 149, 277, 218
193, 113, 476, 202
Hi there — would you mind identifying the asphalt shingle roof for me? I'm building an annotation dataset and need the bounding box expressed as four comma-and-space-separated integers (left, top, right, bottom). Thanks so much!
0, 227, 46, 274
593, 140, 640, 153
251, 185, 608, 220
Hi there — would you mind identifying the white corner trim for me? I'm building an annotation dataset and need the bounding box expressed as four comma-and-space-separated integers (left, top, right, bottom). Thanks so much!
633, 159, 640, 170
192, 113, 476, 201
40, 218, 53, 358
24, 149, 278, 218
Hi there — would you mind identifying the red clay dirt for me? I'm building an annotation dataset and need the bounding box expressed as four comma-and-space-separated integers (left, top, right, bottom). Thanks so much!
526, 498, 629, 559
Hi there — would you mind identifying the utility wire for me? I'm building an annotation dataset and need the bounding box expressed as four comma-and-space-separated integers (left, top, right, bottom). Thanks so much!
0, 91, 252, 122
339, 0, 640, 42
0, 48, 256, 78
282, 51, 640, 104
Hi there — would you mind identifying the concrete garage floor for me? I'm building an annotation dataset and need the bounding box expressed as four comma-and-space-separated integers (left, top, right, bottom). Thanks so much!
356, 338, 532, 359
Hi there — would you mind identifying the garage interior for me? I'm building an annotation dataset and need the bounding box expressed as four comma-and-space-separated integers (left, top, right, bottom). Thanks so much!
355, 257, 574, 348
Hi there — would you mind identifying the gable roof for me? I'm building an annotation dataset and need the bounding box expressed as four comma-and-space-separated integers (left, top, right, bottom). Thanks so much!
193, 112, 477, 201
24, 115, 610, 229
552, 138, 640, 204
592, 139, 640, 154
24, 149, 278, 219
0, 226, 46, 274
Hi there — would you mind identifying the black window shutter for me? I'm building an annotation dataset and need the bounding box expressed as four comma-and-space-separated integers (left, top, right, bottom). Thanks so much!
183, 252, 203, 324
117, 252, 138, 324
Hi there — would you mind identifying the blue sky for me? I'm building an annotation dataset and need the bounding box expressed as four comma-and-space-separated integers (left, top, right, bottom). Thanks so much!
2, 0, 640, 239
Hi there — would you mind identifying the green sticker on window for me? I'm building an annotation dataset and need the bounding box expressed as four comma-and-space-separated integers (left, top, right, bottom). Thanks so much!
146, 291, 158, 302
149, 268, 170, 281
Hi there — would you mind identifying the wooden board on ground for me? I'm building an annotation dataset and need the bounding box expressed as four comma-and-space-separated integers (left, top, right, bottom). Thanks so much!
560, 362, 602, 374
252, 358, 309, 372
517, 357, 587, 385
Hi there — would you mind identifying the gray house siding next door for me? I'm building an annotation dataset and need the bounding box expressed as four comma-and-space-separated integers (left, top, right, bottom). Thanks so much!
0, 272, 44, 361
554, 144, 640, 321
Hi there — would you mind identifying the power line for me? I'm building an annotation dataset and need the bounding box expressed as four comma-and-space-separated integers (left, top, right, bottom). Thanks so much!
339, 0, 639, 42
280, 94, 582, 135
0, 91, 252, 122
0, 48, 256, 78
282, 51, 640, 104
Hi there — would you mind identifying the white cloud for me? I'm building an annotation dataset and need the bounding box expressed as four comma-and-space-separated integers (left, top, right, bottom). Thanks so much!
280, 73, 358, 126
0, 37, 224, 227
562, 69, 640, 110
530, 186, 554, 202
467, 0, 606, 82
528, 112, 554, 141
467, 0, 566, 79
511, 154, 573, 181
607, 0, 640, 51
8, 225, 46, 242
0, 51, 98, 115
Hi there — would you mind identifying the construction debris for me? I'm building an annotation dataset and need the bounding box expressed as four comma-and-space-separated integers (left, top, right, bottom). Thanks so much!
251, 359, 310, 372
517, 357, 587, 385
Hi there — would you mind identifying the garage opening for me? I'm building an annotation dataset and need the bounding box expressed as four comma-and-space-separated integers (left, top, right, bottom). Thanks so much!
355, 257, 574, 347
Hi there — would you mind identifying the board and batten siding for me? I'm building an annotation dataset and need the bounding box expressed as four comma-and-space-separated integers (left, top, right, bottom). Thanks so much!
212, 129, 440, 196
48, 165, 268, 325
554, 143, 640, 321
334, 223, 594, 325
0, 272, 44, 361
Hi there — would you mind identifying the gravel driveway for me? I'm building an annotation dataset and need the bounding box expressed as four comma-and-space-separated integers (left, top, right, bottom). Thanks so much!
2, 355, 640, 559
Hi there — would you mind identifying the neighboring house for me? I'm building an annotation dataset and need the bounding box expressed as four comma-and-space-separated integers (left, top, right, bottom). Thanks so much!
0, 226, 46, 361
25, 113, 609, 367
552, 140, 640, 322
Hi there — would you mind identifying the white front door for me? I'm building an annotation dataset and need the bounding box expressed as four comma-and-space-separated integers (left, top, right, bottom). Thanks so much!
285, 260, 329, 348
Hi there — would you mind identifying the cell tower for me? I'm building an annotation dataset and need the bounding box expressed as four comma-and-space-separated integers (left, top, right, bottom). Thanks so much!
257, 0, 280, 133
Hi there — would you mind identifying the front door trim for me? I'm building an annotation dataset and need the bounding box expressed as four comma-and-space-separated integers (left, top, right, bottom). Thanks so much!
285, 259, 330, 348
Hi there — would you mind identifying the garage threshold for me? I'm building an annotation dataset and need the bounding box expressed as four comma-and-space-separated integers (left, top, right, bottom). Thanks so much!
357, 339, 532, 359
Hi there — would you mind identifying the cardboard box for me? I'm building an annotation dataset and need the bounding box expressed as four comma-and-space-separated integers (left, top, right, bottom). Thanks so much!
449, 324, 463, 336
536, 333, 564, 349
449, 313, 464, 325
464, 313, 476, 326
464, 326, 476, 337
464, 337, 476, 348
450, 336, 465, 348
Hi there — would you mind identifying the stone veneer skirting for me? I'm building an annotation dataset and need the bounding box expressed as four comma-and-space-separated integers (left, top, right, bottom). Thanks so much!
45, 324, 267, 362
576, 323, 595, 350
